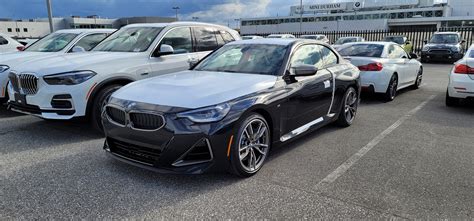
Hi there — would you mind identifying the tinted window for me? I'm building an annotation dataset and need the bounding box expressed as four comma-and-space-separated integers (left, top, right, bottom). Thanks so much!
195, 44, 288, 76
93, 27, 162, 52
339, 44, 384, 58
72, 33, 108, 51
290, 45, 324, 69
0, 36, 8, 45
429, 34, 459, 44
194, 27, 218, 52
335, 37, 358, 45
159, 27, 192, 54
25, 33, 78, 52
320, 46, 338, 67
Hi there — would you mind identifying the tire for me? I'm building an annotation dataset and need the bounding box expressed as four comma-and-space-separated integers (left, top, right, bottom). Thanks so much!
91, 84, 123, 134
412, 68, 423, 90
383, 75, 398, 102
229, 113, 271, 177
445, 90, 460, 107
336, 87, 358, 127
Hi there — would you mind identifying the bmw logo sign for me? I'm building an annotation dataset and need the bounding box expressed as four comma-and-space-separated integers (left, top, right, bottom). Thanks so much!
355, 2, 361, 8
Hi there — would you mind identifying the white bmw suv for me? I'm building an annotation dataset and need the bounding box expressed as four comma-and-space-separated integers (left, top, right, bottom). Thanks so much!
7, 22, 240, 131
0, 29, 115, 102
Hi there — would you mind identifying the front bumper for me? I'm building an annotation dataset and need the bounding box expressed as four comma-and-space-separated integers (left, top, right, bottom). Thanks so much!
7, 78, 95, 119
421, 51, 463, 61
448, 73, 474, 99
103, 106, 237, 174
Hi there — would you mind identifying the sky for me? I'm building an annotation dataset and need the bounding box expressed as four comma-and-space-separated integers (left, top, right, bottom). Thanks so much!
0, 0, 447, 26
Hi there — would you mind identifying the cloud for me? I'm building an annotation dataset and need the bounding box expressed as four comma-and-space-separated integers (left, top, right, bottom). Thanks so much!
182, 0, 272, 26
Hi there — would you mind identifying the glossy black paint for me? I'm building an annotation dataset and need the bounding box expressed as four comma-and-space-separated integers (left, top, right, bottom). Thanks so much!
103, 40, 360, 174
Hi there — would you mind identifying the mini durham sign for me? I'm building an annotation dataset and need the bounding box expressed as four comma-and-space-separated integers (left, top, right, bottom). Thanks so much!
295, 2, 348, 13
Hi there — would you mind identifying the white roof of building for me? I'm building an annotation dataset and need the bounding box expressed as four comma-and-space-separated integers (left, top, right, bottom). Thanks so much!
55, 29, 116, 34
124, 21, 232, 29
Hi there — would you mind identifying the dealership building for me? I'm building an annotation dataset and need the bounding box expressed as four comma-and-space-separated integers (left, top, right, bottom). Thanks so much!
0, 16, 175, 38
240, 0, 474, 35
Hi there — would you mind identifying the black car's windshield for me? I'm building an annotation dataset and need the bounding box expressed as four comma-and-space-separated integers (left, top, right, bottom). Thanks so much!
429, 34, 459, 44
338, 44, 384, 58
93, 27, 162, 52
384, 37, 405, 44
194, 44, 288, 75
335, 37, 358, 45
25, 33, 78, 52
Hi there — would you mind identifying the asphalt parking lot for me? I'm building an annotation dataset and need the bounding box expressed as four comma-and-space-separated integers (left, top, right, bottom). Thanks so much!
1, 63, 473, 219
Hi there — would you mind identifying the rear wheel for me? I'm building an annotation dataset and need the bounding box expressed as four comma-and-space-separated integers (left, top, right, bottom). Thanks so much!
91, 84, 123, 134
412, 68, 423, 89
446, 90, 460, 107
336, 87, 358, 127
383, 75, 398, 102
229, 113, 271, 177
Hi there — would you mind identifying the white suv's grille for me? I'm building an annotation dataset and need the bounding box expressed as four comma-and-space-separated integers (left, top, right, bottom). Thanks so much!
8, 72, 39, 95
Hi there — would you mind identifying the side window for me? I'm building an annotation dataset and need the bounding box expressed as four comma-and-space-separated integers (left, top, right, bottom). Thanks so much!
396, 46, 408, 58
388, 45, 397, 59
220, 31, 236, 43
319, 46, 338, 67
194, 27, 218, 52
159, 27, 193, 54
0, 36, 8, 45
216, 31, 226, 46
290, 44, 324, 69
72, 33, 108, 51
389, 45, 407, 58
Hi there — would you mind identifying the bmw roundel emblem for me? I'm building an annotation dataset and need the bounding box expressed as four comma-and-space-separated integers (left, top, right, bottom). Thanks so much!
355, 2, 361, 7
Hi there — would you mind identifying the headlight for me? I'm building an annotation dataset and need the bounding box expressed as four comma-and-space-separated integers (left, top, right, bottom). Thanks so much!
0, 65, 9, 73
43, 70, 96, 85
451, 46, 460, 52
422, 46, 430, 52
177, 103, 231, 123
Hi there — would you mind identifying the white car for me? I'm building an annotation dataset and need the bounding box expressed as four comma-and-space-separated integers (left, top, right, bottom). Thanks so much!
446, 44, 474, 106
300, 35, 329, 44
267, 34, 296, 39
7, 22, 240, 132
0, 33, 23, 53
332, 36, 365, 51
338, 42, 423, 101
241, 35, 263, 40
0, 29, 115, 101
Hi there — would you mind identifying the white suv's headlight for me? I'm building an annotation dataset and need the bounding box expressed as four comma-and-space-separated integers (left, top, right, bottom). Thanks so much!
43, 70, 96, 85
0, 65, 9, 73
177, 103, 231, 123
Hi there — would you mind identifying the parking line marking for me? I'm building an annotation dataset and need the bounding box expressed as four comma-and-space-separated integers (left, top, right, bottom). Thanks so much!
315, 95, 437, 189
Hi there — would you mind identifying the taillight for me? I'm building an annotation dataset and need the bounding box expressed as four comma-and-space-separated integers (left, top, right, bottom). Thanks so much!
453, 64, 474, 74
16, 46, 25, 51
358, 62, 383, 71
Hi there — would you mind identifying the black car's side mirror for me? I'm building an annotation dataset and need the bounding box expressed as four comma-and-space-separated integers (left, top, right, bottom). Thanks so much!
409, 52, 418, 59
290, 64, 318, 77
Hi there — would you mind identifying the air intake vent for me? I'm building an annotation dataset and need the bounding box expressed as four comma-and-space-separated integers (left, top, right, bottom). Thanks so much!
172, 139, 213, 167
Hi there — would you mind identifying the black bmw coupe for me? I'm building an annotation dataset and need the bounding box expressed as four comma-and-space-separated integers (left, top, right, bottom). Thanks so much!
102, 39, 361, 177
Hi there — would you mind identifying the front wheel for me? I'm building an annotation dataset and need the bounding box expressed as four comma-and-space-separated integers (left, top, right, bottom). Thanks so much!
412, 68, 423, 89
336, 87, 358, 127
229, 113, 271, 177
383, 75, 398, 102
91, 84, 123, 134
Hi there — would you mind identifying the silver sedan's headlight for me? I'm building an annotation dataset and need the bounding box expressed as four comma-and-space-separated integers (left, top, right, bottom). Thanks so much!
177, 103, 231, 123
0, 65, 9, 73
43, 70, 96, 85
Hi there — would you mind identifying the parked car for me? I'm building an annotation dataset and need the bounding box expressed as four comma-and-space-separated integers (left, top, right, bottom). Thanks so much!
446, 44, 474, 106
332, 36, 365, 50
7, 22, 240, 132
15, 38, 39, 47
241, 35, 263, 40
0, 29, 115, 102
102, 39, 360, 177
267, 34, 296, 39
421, 32, 466, 63
338, 42, 422, 101
300, 35, 329, 44
0, 33, 23, 53
383, 35, 413, 53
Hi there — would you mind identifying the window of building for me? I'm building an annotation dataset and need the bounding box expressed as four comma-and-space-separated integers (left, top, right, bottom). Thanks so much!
303, 18, 308, 22
23, 28, 28, 32
407, 12, 414, 18
322, 17, 328, 21
315, 17, 321, 21
349, 15, 355, 20
262, 20, 267, 25
397, 12, 405, 19
284, 19, 290, 23
373, 14, 380, 19
364, 14, 372, 19
290, 18, 296, 23
15, 28, 20, 32
425, 11, 433, 17
309, 17, 315, 22
390, 13, 397, 19
343, 16, 349, 20
357, 15, 363, 20
435, 10, 443, 17
381, 14, 388, 19
296, 18, 301, 22
328, 16, 335, 21
7, 28, 12, 32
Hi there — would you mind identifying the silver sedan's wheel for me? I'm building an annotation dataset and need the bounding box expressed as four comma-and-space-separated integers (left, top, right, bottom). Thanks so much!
238, 118, 270, 173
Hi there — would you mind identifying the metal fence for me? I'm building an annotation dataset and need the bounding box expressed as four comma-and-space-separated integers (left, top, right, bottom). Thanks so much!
255, 27, 474, 54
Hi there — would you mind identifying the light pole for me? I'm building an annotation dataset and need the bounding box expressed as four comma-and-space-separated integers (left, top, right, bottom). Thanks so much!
46, 0, 54, 32
172, 6, 180, 21
299, 0, 303, 34
234, 18, 240, 30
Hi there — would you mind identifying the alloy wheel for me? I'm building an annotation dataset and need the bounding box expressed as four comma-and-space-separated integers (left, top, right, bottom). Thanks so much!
238, 118, 270, 173
389, 78, 398, 99
344, 90, 358, 123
